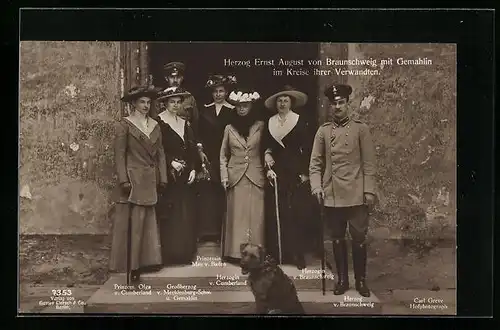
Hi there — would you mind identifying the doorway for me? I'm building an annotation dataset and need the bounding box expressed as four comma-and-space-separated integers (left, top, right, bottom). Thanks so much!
148, 42, 320, 126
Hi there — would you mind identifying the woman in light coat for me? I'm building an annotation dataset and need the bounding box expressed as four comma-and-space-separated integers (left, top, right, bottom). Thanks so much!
220, 88, 265, 263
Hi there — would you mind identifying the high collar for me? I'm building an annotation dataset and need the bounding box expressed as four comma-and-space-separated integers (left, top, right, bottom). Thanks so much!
158, 109, 177, 120
333, 116, 350, 127
204, 100, 235, 109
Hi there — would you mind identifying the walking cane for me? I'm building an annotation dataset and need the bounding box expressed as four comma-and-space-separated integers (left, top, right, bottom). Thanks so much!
126, 204, 132, 286
273, 176, 283, 265
266, 164, 283, 266
319, 195, 326, 295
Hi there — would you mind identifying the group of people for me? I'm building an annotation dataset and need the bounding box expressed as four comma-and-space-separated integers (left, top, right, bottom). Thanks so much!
108, 61, 378, 298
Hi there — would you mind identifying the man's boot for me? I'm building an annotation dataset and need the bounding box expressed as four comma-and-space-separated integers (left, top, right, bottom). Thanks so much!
294, 239, 306, 270
294, 253, 306, 270
352, 242, 370, 297
332, 239, 349, 295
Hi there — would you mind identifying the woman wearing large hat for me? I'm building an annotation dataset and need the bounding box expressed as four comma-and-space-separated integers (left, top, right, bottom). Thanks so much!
161, 61, 200, 137
155, 86, 201, 265
262, 85, 313, 269
196, 74, 237, 243
220, 87, 266, 262
108, 85, 167, 283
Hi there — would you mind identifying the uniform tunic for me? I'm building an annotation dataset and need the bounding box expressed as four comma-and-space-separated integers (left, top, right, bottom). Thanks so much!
109, 118, 167, 272
309, 118, 377, 207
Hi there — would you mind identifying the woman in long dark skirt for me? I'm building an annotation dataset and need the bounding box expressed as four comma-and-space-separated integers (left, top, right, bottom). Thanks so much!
156, 86, 201, 265
262, 85, 314, 270
196, 74, 237, 243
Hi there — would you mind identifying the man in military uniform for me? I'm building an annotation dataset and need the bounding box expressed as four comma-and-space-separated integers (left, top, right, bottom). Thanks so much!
309, 84, 377, 297
162, 62, 200, 137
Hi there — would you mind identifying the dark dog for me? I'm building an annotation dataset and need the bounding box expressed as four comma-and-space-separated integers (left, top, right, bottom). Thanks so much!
240, 243, 305, 315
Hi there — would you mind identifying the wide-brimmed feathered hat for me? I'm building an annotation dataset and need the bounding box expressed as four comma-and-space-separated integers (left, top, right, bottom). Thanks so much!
121, 85, 161, 103
205, 74, 238, 89
264, 85, 308, 110
227, 87, 261, 105
156, 86, 191, 102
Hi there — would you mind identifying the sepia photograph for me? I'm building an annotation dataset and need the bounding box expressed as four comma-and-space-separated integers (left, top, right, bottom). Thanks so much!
18, 41, 457, 315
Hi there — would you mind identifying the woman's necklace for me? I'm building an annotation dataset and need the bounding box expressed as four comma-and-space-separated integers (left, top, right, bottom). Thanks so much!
277, 112, 289, 126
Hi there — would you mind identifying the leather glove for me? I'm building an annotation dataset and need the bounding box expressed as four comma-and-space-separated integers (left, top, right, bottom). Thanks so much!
267, 169, 277, 186
171, 160, 184, 172
157, 182, 167, 196
364, 193, 376, 211
120, 182, 131, 194
313, 189, 325, 205
264, 153, 275, 168
187, 170, 196, 185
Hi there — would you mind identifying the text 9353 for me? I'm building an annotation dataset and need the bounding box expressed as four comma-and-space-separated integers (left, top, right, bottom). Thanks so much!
51, 289, 72, 296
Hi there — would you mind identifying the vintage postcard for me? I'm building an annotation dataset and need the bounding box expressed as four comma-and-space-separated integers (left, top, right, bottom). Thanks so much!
19, 41, 457, 315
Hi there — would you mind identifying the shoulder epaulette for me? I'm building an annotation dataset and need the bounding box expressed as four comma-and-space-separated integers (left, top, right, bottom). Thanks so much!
224, 102, 235, 109
353, 118, 363, 123
320, 122, 333, 127
204, 102, 214, 108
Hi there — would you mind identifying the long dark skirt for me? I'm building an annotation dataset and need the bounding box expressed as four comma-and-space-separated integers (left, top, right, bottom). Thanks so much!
195, 180, 225, 241
264, 181, 318, 264
157, 181, 197, 265
108, 203, 163, 272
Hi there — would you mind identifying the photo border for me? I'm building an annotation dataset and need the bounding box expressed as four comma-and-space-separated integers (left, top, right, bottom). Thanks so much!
12, 7, 495, 323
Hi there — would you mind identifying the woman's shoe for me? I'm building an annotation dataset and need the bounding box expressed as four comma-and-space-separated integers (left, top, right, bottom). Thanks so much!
130, 269, 141, 283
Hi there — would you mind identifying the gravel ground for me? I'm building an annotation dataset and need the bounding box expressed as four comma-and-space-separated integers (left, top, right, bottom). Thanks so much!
19, 234, 111, 285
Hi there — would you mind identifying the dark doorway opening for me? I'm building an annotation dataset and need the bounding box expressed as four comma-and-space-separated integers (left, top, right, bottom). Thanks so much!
148, 42, 320, 127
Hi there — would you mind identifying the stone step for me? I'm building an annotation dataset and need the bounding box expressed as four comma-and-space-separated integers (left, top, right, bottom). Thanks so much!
84, 242, 381, 314
109, 262, 337, 291
85, 261, 381, 314
84, 285, 381, 314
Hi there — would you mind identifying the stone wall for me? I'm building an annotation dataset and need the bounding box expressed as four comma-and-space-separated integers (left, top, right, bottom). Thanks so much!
318, 43, 456, 241
19, 41, 121, 234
